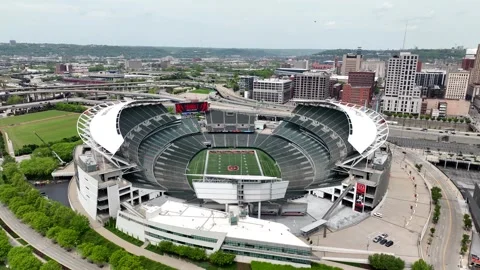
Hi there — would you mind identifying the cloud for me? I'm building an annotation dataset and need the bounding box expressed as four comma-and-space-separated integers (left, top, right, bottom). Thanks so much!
375, 2, 394, 12
410, 10, 435, 21
324, 21, 336, 29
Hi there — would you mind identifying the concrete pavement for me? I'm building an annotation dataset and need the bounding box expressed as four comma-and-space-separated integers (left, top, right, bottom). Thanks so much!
4, 132, 14, 156
68, 178, 203, 270
399, 147, 466, 270
0, 204, 96, 269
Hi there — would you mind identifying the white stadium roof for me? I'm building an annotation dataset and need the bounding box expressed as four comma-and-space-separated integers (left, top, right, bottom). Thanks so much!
89, 101, 133, 154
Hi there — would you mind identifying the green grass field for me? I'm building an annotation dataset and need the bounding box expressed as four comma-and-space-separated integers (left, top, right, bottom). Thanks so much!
190, 88, 213, 94
0, 110, 80, 150
187, 149, 281, 185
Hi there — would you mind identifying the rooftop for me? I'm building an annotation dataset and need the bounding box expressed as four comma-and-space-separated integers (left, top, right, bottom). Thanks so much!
254, 78, 292, 83
139, 199, 308, 247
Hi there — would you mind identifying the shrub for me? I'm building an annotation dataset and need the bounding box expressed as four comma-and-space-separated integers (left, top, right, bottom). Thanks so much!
209, 250, 236, 266
56, 229, 80, 250
368, 253, 405, 270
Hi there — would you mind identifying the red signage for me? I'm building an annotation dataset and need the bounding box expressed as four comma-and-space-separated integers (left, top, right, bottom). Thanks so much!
175, 102, 209, 113
356, 183, 366, 194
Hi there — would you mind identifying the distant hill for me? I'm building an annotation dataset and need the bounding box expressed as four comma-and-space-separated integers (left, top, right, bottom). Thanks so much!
312, 49, 465, 62
0, 43, 320, 59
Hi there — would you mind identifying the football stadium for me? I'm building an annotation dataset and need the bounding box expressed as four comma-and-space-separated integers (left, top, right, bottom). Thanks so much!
74, 99, 390, 266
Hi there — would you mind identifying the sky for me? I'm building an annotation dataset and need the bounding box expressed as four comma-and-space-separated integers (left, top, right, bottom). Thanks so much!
1, 0, 479, 49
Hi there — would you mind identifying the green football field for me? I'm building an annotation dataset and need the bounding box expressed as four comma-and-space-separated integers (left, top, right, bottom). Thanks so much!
187, 148, 281, 185
0, 110, 80, 151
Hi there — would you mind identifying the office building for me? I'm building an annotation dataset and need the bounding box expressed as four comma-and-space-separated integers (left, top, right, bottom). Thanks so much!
382, 52, 422, 114
348, 72, 375, 88
341, 84, 372, 106
445, 71, 470, 99
55, 63, 73, 74
415, 70, 447, 88
463, 48, 477, 71
284, 60, 309, 69
470, 44, 480, 86
125, 60, 142, 70
238, 76, 256, 93
341, 53, 363, 75
293, 72, 329, 100
362, 60, 386, 78
252, 78, 292, 104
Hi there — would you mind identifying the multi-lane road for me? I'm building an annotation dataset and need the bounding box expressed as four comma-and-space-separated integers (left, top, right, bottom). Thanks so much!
398, 147, 465, 270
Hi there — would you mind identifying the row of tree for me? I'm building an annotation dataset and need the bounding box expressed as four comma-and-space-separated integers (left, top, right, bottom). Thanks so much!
369, 254, 434, 270
54, 102, 86, 113
384, 112, 471, 124
0, 155, 174, 270
1, 225, 62, 269
157, 240, 235, 266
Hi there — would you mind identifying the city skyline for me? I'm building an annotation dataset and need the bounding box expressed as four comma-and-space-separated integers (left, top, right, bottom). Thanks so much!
1, 0, 479, 49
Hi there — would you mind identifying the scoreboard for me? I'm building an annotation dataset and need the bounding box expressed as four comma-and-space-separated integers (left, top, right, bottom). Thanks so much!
175, 102, 209, 113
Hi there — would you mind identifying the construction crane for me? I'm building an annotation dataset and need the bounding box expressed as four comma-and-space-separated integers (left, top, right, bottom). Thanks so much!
33, 132, 65, 165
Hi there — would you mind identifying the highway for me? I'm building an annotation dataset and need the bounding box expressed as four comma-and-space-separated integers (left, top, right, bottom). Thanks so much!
395, 147, 465, 270
389, 126, 480, 145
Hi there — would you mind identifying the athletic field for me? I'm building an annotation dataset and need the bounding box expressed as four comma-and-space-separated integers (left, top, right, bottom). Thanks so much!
187, 148, 281, 184
0, 110, 80, 150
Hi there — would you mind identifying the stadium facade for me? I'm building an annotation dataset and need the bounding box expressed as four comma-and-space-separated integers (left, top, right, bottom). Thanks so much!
74, 99, 390, 266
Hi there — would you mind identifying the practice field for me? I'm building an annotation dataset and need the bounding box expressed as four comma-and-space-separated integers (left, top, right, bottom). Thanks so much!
0, 110, 80, 151
187, 148, 281, 184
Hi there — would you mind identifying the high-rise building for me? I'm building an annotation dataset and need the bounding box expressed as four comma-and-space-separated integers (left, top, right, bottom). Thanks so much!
293, 72, 330, 100
9, 40, 16, 45
361, 60, 386, 78
341, 53, 363, 75
55, 63, 73, 74
415, 70, 447, 88
462, 48, 477, 71
445, 71, 470, 99
469, 44, 480, 86
286, 60, 309, 69
381, 52, 422, 114
252, 78, 292, 104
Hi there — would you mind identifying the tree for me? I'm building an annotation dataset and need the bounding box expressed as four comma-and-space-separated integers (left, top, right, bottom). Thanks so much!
7, 246, 42, 270
116, 255, 144, 270
68, 214, 90, 234
0, 230, 12, 263
88, 245, 110, 265
78, 242, 95, 259
19, 157, 58, 179
368, 253, 405, 270
52, 207, 75, 228
6, 95, 23, 105
56, 229, 79, 250
464, 214, 473, 230
109, 249, 129, 267
40, 260, 63, 270
30, 212, 52, 235
412, 259, 434, 270
0, 185, 19, 204
431, 187, 442, 205
46, 226, 63, 240
209, 250, 236, 266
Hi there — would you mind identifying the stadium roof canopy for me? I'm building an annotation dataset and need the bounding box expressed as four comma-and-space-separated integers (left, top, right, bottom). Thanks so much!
292, 99, 389, 162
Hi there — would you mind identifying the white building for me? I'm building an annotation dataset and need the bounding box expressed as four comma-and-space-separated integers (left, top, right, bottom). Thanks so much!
252, 78, 292, 104
116, 198, 312, 267
382, 52, 422, 114
287, 60, 309, 69
126, 60, 142, 70
362, 60, 386, 78
445, 71, 470, 100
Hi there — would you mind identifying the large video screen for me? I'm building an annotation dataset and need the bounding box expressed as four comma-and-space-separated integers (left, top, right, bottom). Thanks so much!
175, 102, 209, 113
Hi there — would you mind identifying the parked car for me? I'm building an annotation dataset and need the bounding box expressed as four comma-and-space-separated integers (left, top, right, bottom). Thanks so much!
381, 233, 389, 238
421, 128, 428, 131
373, 212, 383, 218
380, 239, 388, 245
373, 236, 382, 243
385, 240, 394, 247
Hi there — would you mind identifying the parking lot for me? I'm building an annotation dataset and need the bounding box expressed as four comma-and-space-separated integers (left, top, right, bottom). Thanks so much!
310, 151, 430, 264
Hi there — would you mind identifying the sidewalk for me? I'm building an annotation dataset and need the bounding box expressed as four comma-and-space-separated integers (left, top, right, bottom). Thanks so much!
0, 204, 97, 270
68, 178, 203, 270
